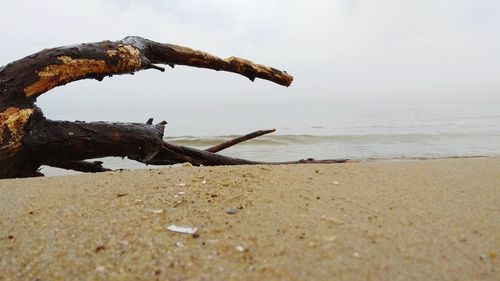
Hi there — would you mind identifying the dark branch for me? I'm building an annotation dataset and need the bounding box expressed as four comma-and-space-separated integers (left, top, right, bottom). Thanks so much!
45, 160, 111, 173
205, 129, 276, 153
0, 36, 293, 105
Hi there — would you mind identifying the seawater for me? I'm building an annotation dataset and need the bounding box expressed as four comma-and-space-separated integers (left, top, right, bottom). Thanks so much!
41, 103, 500, 176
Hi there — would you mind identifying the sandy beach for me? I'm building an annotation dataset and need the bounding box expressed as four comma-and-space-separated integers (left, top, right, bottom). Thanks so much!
0, 158, 499, 280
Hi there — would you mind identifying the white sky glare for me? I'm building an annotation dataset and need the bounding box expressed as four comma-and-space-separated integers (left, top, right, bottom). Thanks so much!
1, 0, 499, 120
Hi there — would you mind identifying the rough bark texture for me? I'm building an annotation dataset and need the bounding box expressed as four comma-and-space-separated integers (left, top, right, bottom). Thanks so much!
0, 36, 343, 179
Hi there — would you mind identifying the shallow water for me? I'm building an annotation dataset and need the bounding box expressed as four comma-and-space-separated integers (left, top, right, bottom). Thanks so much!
41, 103, 500, 176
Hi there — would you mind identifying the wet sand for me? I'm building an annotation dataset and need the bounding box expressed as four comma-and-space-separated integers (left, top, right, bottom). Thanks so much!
1, 158, 499, 280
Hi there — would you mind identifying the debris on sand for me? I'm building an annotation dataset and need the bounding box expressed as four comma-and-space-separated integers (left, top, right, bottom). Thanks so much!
320, 215, 344, 225
95, 266, 106, 272
147, 209, 164, 214
167, 224, 198, 235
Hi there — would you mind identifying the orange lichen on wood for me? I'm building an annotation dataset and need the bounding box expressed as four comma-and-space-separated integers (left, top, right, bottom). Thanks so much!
24, 45, 142, 98
163, 44, 293, 86
225, 56, 292, 83
24, 57, 108, 97
0, 107, 34, 160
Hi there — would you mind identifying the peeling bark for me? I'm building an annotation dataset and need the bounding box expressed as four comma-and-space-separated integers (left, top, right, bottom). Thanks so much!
0, 36, 342, 179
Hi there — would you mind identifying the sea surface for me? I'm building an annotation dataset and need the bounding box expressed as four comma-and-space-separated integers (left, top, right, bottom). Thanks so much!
41, 103, 500, 176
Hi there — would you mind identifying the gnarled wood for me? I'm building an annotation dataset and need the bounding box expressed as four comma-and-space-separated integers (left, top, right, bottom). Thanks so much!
0, 36, 345, 179
0, 36, 292, 105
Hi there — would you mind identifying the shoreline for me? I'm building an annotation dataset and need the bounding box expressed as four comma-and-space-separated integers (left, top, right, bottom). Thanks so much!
37, 155, 498, 178
1, 157, 499, 280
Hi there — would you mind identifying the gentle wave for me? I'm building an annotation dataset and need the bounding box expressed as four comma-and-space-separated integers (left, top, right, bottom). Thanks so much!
40, 104, 500, 176
166, 132, 500, 147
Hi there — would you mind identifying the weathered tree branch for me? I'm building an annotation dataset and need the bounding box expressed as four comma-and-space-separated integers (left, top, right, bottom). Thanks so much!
205, 129, 276, 153
0, 36, 293, 104
0, 36, 347, 179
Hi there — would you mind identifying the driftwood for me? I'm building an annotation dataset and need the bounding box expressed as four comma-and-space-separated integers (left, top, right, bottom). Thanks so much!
0, 36, 345, 179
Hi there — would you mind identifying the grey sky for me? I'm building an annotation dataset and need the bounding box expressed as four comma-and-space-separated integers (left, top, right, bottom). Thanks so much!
1, 0, 499, 120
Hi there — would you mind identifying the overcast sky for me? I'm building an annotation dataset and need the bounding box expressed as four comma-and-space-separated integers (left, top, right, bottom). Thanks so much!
1, 0, 499, 120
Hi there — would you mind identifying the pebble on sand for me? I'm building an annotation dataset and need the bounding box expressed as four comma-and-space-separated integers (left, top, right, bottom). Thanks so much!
95, 266, 106, 272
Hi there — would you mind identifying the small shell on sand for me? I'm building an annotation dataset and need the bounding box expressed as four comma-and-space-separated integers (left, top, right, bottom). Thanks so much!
167, 225, 198, 234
